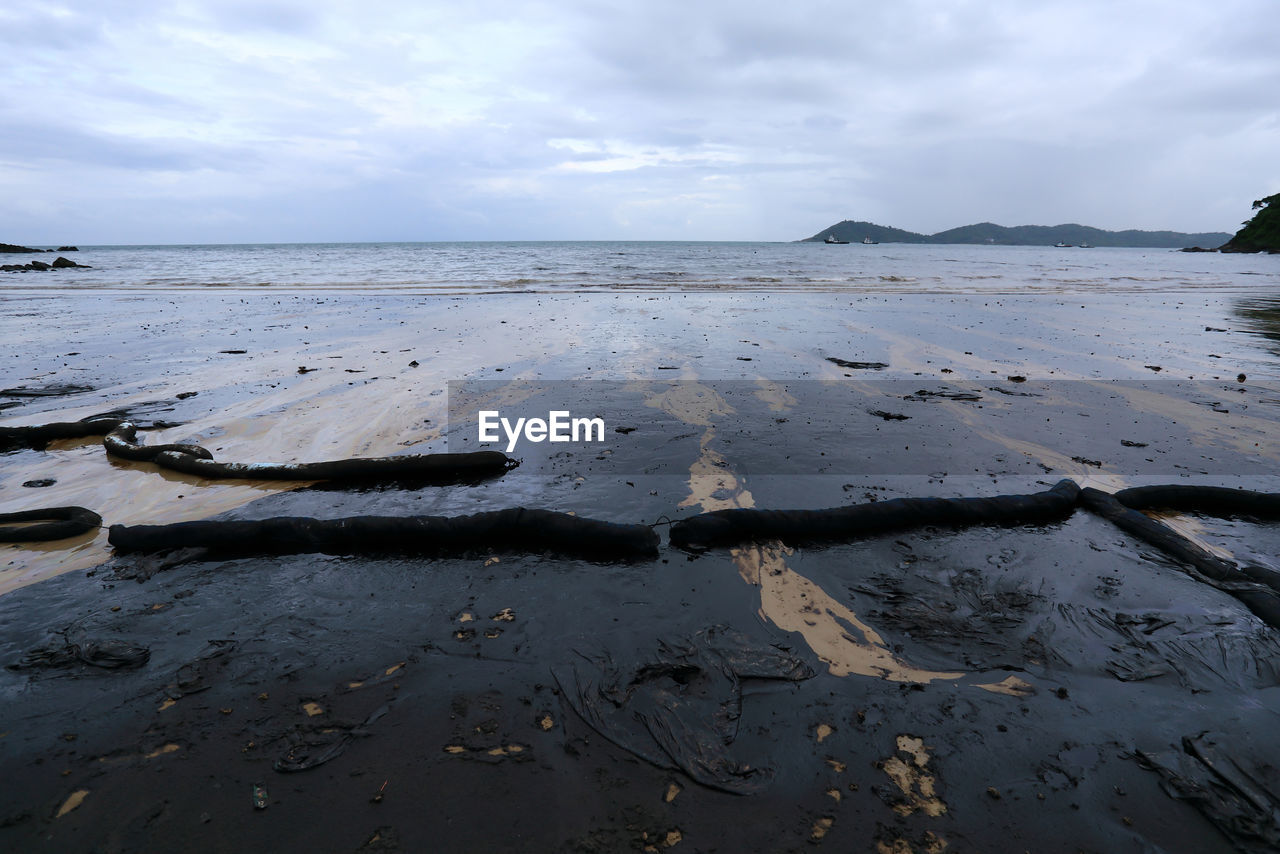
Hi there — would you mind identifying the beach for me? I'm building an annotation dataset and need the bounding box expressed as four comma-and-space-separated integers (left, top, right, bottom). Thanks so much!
3, 246, 1280, 851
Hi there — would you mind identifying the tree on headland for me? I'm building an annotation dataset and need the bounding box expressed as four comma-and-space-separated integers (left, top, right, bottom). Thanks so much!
1219, 193, 1280, 253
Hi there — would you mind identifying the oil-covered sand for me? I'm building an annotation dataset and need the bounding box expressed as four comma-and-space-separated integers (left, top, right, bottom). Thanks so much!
3, 288, 1280, 852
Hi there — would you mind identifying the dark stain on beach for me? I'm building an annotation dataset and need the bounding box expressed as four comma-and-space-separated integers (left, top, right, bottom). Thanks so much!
3, 479, 1280, 851
4, 289, 1280, 851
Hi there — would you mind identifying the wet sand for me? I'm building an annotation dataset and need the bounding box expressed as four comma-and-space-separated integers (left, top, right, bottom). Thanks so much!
3, 288, 1280, 851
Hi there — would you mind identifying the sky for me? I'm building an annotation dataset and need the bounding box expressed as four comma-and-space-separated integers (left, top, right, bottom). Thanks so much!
2, 1, 1278, 243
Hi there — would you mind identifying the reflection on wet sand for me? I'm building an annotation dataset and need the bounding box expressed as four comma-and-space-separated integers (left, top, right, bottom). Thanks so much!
931, 378, 1259, 562
1, 440, 311, 595
1098, 380, 1280, 464
1, 296, 591, 592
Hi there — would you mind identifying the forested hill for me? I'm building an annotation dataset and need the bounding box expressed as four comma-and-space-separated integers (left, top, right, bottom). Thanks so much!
803, 220, 1231, 248
1219, 193, 1280, 253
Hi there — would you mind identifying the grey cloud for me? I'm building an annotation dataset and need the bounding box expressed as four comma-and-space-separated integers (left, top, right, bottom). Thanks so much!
203, 1, 320, 34
0, 3, 109, 51
2, 0, 1277, 242
802, 114, 848, 132
0, 118, 261, 173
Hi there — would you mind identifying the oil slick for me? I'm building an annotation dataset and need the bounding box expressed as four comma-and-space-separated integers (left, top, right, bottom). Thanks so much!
662, 378, 963, 684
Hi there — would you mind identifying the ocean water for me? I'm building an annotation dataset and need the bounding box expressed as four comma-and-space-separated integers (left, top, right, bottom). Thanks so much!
4, 241, 1278, 293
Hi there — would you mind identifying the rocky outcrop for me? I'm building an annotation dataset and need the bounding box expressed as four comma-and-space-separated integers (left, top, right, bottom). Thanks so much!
1219, 193, 1280, 253
1, 256, 90, 272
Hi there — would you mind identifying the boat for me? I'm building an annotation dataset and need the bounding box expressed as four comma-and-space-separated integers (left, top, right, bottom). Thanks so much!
1053, 242, 1072, 248
862, 236, 878, 245
824, 234, 849, 244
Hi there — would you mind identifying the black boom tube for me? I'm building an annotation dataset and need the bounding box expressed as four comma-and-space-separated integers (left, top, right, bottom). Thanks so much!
669, 479, 1081, 550
109, 508, 660, 561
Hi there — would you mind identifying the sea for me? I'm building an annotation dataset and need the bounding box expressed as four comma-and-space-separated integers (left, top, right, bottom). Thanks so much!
4, 241, 1277, 294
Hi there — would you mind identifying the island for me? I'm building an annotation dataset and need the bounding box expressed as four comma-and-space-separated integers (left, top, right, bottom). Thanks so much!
802, 221, 1232, 248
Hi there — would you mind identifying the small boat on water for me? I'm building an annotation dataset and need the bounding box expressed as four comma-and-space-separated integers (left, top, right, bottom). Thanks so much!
1054, 242, 1073, 248
824, 234, 849, 244
862, 236, 878, 245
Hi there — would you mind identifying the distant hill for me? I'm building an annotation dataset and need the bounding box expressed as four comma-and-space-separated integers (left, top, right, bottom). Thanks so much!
807, 221, 930, 244
802, 220, 1231, 248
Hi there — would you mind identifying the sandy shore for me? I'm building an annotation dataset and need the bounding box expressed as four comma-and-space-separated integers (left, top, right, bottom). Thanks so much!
2, 288, 1280, 851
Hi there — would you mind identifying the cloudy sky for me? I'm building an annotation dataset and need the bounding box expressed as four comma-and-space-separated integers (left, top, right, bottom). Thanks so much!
2, 1, 1277, 243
